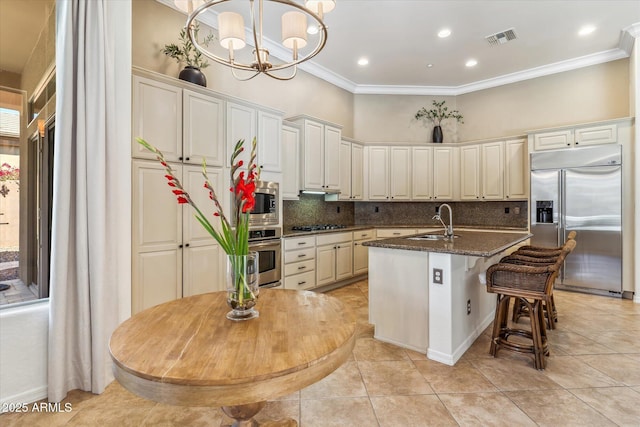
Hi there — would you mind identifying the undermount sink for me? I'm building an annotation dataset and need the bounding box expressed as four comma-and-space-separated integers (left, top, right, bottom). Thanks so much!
407, 234, 459, 241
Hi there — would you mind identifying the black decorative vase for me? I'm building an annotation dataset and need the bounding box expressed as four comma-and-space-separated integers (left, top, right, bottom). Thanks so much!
179, 66, 207, 87
432, 125, 443, 143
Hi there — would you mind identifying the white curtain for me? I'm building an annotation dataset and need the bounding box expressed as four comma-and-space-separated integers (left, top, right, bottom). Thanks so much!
48, 0, 131, 402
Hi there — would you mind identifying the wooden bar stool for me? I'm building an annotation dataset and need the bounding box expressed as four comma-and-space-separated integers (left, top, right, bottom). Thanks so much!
485, 240, 575, 370
504, 233, 577, 329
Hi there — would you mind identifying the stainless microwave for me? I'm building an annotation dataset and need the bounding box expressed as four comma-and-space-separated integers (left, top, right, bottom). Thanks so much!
247, 181, 279, 226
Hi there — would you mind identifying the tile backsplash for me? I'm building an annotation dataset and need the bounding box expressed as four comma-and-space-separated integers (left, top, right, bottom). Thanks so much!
283, 194, 528, 230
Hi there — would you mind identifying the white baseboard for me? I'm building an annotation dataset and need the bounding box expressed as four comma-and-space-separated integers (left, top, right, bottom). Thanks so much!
428, 309, 494, 366
373, 334, 427, 354
0, 386, 48, 411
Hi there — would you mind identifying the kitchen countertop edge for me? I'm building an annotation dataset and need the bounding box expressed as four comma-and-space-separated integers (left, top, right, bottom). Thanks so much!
282, 225, 529, 238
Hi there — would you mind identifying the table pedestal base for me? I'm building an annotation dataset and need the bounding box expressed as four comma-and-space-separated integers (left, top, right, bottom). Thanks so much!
221, 402, 297, 427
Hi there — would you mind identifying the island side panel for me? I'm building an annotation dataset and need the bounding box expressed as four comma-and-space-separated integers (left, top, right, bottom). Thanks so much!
368, 247, 430, 353
427, 253, 500, 365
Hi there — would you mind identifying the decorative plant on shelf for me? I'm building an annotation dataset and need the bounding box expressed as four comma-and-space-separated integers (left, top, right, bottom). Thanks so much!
137, 137, 261, 321
414, 100, 464, 143
162, 22, 215, 86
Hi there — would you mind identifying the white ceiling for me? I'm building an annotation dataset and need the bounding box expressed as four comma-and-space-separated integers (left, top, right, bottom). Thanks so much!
2, 0, 639, 96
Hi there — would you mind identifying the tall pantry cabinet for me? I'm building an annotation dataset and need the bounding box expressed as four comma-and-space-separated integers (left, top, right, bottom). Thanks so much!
131, 72, 226, 314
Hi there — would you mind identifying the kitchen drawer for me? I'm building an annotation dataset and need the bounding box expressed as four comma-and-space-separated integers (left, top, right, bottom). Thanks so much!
316, 232, 352, 246
353, 229, 374, 241
575, 124, 617, 146
284, 270, 316, 290
284, 247, 315, 264
284, 259, 315, 277
284, 235, 315, 251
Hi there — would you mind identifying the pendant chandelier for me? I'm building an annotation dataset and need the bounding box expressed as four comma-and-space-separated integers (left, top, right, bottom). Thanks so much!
175, 0, 335, 81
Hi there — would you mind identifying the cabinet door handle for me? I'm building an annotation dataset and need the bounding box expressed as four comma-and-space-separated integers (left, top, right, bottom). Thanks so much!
354, 243, 359, 246
298, 266, 306, 270
178, 156, 183, 161
297, 242, 307, 245
298, 281, 306, 285
298, 254, 306, 258
393, 232, 401, 236
178, 244, 183, 248
185, 157, 190, 161
185, 243, 190, 247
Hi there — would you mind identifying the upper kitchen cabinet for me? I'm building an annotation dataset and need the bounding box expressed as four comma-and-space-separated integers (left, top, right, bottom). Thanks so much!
227, 101, 283, 175
504, 138, 528, 199
132, 74, 224, 166
281, 122, 301, 200
340, 137, 364, 200
412, 147, 433, 200
432, 146, 457, 200
367, 146, 412, 201
288, 115, 342, 192
528, 118, 629, 152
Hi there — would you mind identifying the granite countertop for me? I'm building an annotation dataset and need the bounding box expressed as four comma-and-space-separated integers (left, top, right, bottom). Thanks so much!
282, 225, 529, 238
362, 230, 532, 257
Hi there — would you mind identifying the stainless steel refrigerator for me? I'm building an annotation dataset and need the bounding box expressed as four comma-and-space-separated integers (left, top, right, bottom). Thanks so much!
530, 145, 622, 297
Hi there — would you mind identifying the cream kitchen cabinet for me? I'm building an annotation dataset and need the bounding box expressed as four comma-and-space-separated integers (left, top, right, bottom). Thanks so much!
339, 139, 352, 200
412, 147, 433, 200
367, 146, 390, 200
131, 160, 225, 314
367, 146, 411, 200
390, 147, 412, 200
132, 75, 224, 167
504, 138, 528, 199
460, 145, 481, 200
460, 141, 505, 200
281, 123, 301, 200
283, 235, 316, 290
227, 101, 283, 174
351, 143, 364, 200
530, 122, 618, 152
353, 229, 374, 275
339, 139, 365, 200
288, 115, 342, 192
481, 141, 505, 200
316, 232, 353, 286
432, 146, 456, 200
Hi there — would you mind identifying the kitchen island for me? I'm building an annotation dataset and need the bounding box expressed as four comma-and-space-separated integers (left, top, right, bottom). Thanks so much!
363, 230, 531, 365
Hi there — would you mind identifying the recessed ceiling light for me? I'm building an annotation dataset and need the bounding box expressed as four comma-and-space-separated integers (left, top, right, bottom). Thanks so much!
358, 58, 369, 66
438, 28, 451, 38
307, 25, 319, 35
578, 25, 596, 36
465, 59, 478, 67
427, 63, 434, 68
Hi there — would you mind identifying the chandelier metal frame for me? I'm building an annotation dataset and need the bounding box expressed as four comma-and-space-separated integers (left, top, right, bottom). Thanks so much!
185, 0, 329, 81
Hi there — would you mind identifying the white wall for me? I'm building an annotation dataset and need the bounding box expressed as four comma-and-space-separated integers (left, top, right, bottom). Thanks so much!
0, 302, 49, 405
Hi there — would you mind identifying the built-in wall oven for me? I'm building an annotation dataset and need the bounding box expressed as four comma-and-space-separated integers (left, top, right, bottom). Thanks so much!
248, 227, 282, 289
247, 181, 279, 226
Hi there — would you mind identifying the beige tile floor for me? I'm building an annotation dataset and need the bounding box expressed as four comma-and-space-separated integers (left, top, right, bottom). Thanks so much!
2, 280, 640, 426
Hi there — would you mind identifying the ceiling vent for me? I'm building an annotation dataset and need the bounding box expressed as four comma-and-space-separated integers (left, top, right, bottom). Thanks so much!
485, 28, 517, 46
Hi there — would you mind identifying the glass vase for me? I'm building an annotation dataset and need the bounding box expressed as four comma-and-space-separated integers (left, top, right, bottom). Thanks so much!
226, 252, 259, 321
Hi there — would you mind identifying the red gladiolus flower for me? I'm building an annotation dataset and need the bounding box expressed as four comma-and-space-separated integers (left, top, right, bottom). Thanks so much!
168, 182, 176, 187
172, 189, 185, 195
177, 196, 188, 204
214, 212, 220, 217
165, 175, 173, 180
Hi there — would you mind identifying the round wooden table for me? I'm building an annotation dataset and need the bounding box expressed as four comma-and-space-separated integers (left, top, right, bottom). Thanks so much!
109, 289, 356, 426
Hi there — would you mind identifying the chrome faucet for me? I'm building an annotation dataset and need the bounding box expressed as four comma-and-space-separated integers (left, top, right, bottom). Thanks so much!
432, 203, 454, 238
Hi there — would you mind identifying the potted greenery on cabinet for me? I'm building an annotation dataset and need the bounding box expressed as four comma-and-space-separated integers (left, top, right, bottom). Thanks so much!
415, 100, 464, 143
162, 22, 215, 87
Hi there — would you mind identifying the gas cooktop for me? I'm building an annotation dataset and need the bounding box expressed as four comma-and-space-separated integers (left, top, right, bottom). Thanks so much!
292, 224, 347, 232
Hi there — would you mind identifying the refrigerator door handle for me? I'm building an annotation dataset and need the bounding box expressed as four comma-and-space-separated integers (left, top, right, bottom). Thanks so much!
559, 169, 565, 243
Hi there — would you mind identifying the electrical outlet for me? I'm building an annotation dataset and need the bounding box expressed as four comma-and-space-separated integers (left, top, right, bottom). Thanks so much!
433, 268, 443, 284
505, 207, 510, 214
337, 206, 340, 213
467, 299, 471, 315
375, 206, 379, 213
514, 206, 521, 215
